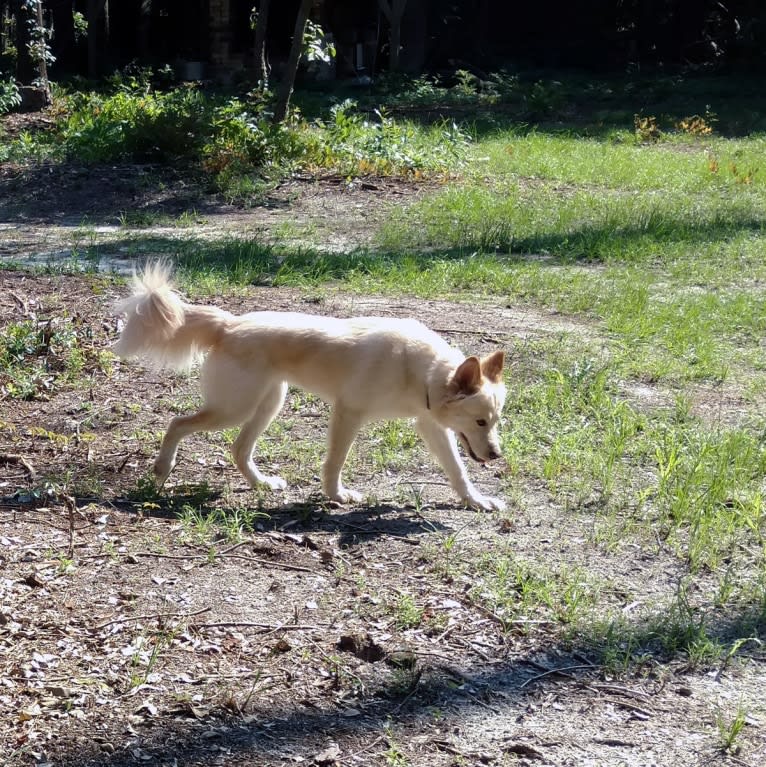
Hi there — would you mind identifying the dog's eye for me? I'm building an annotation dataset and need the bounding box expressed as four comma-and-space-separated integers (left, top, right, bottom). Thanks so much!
476, 419, 487, 427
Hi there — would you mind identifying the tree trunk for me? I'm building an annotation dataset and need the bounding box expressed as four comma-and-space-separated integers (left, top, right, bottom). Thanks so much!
252, 0, 271, 88
272, 0, 311, 124
87, 0, 109, 78
137, 0, 151, 60
49, 0, 78, 75
13, 0, 38, 83
378, 0, 408, 72
13, 0, 52, 111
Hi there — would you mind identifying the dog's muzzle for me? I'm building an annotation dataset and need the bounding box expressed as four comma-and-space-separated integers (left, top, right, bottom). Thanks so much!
459, 433, 501, 464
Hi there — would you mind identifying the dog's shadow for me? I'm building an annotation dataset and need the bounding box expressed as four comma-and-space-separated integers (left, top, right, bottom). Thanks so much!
115, 484, 453, 547
268, 497, 453, 547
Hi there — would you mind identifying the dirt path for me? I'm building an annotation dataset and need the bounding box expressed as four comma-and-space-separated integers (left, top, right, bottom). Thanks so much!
0, 165, 433, 269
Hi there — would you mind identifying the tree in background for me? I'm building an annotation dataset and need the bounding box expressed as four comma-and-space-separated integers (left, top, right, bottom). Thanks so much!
13, 0, 53, 109
378, 0, 406, 71
272, 0, 312, 123
251, 0, 271, 88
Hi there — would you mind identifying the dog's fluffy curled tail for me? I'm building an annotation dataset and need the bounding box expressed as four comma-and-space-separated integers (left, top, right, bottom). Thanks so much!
113, 262, 224, 369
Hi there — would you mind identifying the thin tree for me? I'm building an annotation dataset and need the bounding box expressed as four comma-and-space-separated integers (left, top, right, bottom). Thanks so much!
252, 0, 271, 89
271, 0, 312, 124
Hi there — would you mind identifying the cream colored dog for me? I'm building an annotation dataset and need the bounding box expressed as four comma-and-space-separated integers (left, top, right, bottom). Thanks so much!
113, 264, 506, 511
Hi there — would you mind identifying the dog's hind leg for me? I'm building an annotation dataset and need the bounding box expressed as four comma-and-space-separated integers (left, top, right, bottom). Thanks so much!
231, 381, 288, 491
154, 408, 240, 486
322, 406, 364, 504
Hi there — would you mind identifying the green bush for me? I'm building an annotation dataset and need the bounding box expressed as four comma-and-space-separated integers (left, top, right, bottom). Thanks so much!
61, 86, 213, 163
4, 82, 465, 200
308, 99, 469, 176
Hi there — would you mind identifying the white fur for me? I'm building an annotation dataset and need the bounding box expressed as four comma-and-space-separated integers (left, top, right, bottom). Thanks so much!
113, 264, 507, 511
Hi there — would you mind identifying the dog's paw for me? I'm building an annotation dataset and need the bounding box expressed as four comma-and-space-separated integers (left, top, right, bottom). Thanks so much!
329, 487, 364, 505
261, 475, 287, 492
152, 458, 174, 487
464, 492, 506, 512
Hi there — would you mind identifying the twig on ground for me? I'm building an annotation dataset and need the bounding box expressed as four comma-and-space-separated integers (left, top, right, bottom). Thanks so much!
0, 453, 36, 481
452, 635, 492, 662
130, 549, 327, 576
64, 493, 77, 558
586, 683, 652, 701
190, 621, 323, 634
96, 606, 212, 630
520, 664, 597, 688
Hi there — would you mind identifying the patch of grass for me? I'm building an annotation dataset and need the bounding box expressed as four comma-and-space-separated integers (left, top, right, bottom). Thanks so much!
365, 420, 420, 473
0, 316, 106, 400
470, 552, 600, 634
176, 503, 269, 545
118, 209, 204, 228
503, 350, 766, 573
391, 592, 424, 630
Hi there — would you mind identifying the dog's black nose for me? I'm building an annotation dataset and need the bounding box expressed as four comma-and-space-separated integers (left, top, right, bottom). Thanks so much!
488, 448, 501, 461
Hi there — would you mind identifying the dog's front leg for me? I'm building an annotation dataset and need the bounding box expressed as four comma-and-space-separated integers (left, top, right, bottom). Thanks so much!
415, 416, 506, 512
323, 406, 364, 504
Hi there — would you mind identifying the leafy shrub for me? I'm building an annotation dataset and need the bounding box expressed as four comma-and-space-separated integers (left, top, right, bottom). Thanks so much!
8, 83, 466, 200
634, 114, 661, 143
676, 110, 717, 136
0, 76, 21, 114
61, 86, 213, 163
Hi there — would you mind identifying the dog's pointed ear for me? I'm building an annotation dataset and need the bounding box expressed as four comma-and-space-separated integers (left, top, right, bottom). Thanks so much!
451, 356, 483, 396
481, 350, 505, 383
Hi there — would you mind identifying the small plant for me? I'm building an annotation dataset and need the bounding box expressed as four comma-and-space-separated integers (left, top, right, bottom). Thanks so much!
716, 703, 748, 753
177, 504, 219, 544
302, 19, 336, 64
634, 114, 661, 142
392, 592, 423, 630
0, 317, 97, 400
383, 721, 409, 766
677, 108, 716, 136
527, 79, 564, 115
56, 555, 75, 574
128, 627, 176, 689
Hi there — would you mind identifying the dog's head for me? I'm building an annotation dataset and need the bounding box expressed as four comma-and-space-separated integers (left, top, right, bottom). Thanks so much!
441, 350, 506, 463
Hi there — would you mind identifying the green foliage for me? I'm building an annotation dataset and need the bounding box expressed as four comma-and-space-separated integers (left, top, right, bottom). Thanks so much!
1, 84, 465, 200
314, 100, 469, 176
0, 76, 21, 114
61, 86, 212, 163
0, 317, 99, 400
201, 98, 311, 195
302, 20, 335, 64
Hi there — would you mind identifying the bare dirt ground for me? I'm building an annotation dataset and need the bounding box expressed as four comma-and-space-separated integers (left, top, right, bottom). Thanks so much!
1, 165, 765, 767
